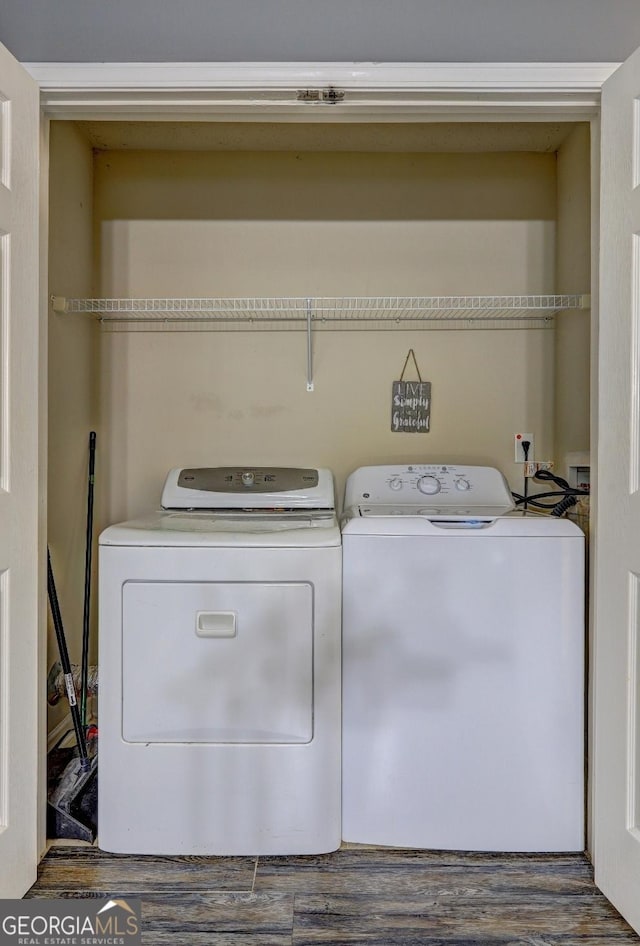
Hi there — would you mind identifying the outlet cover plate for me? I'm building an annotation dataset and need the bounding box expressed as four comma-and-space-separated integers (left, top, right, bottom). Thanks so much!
514, 432, 534, 462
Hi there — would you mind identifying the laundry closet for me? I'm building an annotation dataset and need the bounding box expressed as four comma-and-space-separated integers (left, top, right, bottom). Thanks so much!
45, 118, 592, 744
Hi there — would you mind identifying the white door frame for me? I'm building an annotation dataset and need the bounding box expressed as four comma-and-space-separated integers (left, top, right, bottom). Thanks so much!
0, 41, 43, 898
25, 60, 615, 121
27, 59, 618, 855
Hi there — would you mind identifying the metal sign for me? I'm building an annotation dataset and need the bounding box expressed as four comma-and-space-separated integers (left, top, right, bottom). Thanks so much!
391, 380, 431, 432
391, 349, 431, 433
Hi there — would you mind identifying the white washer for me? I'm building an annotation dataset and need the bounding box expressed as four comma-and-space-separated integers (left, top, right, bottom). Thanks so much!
99, 467, 341, 855
341, 464, 585, 852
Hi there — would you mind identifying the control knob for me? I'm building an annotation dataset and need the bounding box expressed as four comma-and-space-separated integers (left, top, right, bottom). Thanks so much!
241, 471, 255, 487
417, 474, 441, 495
389, 477, 404, 491
455, 478, 471, 491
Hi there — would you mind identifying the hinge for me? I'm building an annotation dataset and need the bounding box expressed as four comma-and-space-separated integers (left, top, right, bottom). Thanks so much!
296, 89, 321, 102
322, 86, 345, 104
296, 86, 346, 104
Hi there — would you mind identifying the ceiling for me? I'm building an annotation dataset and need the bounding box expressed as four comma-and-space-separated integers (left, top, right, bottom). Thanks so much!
3, 0, 640, 64
75, 121, 584, 154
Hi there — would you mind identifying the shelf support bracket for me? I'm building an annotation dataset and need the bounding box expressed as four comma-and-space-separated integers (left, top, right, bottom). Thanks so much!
51, 295, 68, 313
306, 298, 314, 392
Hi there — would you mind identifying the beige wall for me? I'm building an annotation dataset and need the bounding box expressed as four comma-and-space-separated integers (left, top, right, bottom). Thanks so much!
93, 148, 558, 517
555, 124, 591, 471
48, 123, 98, 733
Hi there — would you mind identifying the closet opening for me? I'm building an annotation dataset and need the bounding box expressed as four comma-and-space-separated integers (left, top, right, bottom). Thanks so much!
46, 117, 592, 844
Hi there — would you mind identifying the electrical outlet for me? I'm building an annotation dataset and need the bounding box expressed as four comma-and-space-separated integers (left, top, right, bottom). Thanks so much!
514, 432, 534, 462
524, 460, 553, 478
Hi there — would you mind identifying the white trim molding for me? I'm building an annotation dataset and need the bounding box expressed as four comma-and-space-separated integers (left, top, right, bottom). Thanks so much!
24, 61, 619, 121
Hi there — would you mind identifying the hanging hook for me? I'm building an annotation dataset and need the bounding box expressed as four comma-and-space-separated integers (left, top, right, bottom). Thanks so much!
306, 299, 314, 391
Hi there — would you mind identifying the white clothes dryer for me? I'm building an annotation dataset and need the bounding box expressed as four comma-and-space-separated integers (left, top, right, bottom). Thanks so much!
98, 467, 341, 855
341, 464, 584, 852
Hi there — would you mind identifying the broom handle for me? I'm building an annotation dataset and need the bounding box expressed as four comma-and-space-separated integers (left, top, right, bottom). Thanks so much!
80, 431, 96, 730
47, 548, 90, 770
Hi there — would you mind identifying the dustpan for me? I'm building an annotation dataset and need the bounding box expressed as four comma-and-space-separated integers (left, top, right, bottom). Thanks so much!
47, 739, 98, 842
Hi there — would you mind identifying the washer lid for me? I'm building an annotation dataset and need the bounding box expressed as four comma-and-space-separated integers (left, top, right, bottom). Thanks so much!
355, 504, 515, 519
341, 510, 583, 537
100, 510, 341, 548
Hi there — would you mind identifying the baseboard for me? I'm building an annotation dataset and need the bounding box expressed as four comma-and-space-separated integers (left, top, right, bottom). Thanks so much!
47, 713, 72, 751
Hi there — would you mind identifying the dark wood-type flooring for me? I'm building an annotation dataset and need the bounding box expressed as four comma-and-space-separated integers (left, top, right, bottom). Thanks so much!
26, 845, 640, 945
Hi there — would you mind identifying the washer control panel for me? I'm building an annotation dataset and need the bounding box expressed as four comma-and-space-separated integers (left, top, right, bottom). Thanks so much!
344, 464, 514, 511
417, 474, 441, 495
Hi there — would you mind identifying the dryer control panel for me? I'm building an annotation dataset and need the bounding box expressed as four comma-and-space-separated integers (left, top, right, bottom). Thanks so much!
177, 467, 319, 494
344, 464, 514, 511
162, 467, 335, 509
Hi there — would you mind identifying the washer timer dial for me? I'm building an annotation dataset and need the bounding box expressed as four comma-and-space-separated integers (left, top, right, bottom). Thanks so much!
417, 474, 441, 495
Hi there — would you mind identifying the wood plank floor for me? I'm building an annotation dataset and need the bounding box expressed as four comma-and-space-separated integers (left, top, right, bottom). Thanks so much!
26, 845, 639, 945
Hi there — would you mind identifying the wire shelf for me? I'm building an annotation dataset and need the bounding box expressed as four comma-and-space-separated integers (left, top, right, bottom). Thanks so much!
53, 293, 589, 330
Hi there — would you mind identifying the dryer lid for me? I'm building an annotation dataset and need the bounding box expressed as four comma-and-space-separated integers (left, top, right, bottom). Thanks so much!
100, 510, 341, 547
